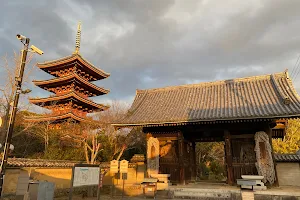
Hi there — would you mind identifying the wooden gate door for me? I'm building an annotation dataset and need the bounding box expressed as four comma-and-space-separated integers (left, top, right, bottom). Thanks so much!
231, 137, 258, 183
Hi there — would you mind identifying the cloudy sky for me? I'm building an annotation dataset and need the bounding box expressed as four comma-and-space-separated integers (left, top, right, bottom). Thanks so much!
1, 0, 300, 108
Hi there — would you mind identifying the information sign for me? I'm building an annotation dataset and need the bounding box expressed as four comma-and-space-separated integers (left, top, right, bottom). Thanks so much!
73, 166, 100, 187
69, 164, 100, 200
119, 160, 129, 173
110, 160, 119, 173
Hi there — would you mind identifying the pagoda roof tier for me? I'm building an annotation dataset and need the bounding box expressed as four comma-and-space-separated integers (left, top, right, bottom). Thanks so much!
37, 54, 110, 81
25, 112, 87, 123
33, 73, 110, 97
29, 91, 109, 111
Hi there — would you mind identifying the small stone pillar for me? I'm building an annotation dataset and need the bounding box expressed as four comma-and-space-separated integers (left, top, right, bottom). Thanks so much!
130, 154, 146, 183
15, 169, 30, 200
136, 162, 145, 183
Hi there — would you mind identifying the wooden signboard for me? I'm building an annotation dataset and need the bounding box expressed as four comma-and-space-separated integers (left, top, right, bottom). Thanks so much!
119, 160, 129, 173
110, 160, 119, 173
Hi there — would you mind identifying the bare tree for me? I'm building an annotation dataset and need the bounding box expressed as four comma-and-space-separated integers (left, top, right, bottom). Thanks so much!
0, 52, 35, 143
20, 100, 132, 163
16, 101, 54, 152
76, 119, 127, 164
75, 121, 103, 164
84, 134, 102, 164
57, 101, 131, 163
95, 101, 131, 161
25, 120, 52, 152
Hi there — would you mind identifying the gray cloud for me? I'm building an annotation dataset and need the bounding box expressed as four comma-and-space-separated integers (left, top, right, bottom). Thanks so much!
1, 0, 300, 107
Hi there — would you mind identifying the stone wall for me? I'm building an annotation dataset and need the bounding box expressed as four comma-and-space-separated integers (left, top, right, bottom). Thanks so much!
3, 169, 21, 194
3, 162, 146, 195
3, 168, 73, 195
276, 162, 300, 186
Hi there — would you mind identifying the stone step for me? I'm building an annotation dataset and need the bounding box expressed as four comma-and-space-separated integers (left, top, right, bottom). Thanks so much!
237, 179, 265, 186
168, 188, 241, 199
241, 185, 267, 191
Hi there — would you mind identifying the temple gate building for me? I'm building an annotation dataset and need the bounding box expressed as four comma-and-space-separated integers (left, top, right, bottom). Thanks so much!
26, 22, 110, 125
113, 71, 300, 186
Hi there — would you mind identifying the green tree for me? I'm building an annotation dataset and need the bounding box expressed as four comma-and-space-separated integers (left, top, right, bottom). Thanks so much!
42, 132, 85, 161
273, 119, 300, 154
196, 142, 225, 180
10, 111, 45, 158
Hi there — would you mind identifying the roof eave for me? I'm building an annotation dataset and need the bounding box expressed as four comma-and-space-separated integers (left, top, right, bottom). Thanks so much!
25, 113, 86, 122
32, 73, 110, 95
112, 114, 300, 128
37, 54, 110, 79
29, 92, 106, 110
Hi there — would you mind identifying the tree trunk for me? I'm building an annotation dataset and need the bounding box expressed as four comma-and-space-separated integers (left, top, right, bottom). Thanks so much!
84, 143, 90, 164
116, 145, 126, 161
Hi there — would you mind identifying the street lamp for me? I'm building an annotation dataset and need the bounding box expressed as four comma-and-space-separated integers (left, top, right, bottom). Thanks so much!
0, 34, 43, 196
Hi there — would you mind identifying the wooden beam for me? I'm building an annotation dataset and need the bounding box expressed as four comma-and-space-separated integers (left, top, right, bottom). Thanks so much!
224, 130, 234, 185
156, 137, 178, 141
231, 134, 254, 139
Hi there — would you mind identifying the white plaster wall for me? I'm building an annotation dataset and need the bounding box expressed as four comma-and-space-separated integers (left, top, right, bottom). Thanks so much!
276, 162, 300, 186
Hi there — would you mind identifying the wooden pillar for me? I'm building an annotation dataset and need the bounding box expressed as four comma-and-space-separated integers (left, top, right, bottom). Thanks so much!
224, 130, 234, 185
178, 132, 185, 184
191, 141, 197, 182
264, 125, 279, 187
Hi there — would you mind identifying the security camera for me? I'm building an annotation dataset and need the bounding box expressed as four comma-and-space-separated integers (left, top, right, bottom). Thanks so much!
16, 34, 26, 41
30, 45, 44, 55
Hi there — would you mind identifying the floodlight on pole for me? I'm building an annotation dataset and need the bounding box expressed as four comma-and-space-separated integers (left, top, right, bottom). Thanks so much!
0, 34, 43, 196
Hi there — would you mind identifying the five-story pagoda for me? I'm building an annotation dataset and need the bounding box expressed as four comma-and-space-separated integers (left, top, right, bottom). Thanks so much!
26, 22, 110, 124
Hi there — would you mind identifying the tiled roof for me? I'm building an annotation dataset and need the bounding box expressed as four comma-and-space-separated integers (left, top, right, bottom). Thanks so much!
7, 158, 83, 168
33, 73, 110, 96
274, 154, 300, 162
113, 71, 300, 127
25, 112, 87, 123
7, 158, 137, 168
29, 91, 109, 111
37, 54, 110, 80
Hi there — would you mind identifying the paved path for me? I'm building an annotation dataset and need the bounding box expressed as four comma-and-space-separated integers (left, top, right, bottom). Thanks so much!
241, 191, 254, 200
55, 195, 147, 200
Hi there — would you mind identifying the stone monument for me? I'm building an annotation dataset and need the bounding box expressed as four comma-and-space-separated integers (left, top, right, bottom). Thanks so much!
147, 137, 159, 176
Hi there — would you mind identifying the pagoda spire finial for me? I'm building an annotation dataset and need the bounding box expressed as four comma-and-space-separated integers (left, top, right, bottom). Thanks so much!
73, 21, 82, 54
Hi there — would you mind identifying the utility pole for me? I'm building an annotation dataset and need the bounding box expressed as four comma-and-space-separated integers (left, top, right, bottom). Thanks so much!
0, 35, 43, 196
0, 36, 30, 195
